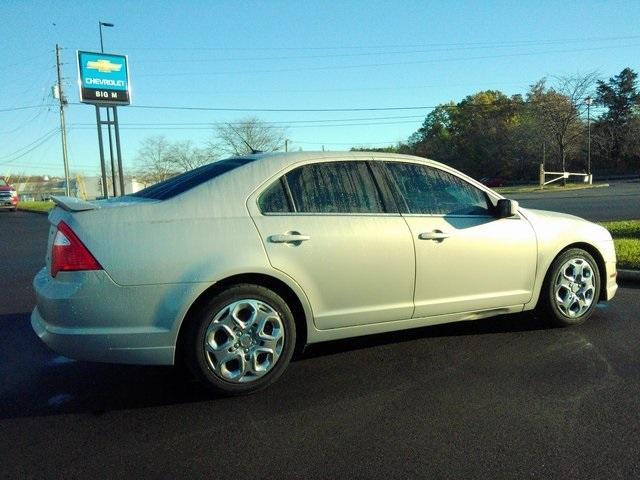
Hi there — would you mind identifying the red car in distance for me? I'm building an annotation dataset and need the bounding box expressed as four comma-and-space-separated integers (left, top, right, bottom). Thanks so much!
0, 179, 19, 211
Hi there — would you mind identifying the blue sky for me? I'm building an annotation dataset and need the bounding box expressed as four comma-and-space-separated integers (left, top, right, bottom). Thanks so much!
2, 0, 640, 177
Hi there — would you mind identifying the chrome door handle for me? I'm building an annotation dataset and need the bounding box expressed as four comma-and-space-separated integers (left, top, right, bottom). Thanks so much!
269, 233, 311, 244
418, 230, 450, 241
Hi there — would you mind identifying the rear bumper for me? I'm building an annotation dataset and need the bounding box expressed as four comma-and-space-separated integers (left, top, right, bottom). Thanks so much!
31, 306, 174, 365
30, 267, 205, 365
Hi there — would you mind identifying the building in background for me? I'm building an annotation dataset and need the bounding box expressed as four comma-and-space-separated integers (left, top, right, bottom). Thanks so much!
15, 175, 144, 201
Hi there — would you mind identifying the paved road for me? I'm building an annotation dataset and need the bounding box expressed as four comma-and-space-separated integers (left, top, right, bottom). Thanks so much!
1, 211, 639, 479
510, 181, 640, 222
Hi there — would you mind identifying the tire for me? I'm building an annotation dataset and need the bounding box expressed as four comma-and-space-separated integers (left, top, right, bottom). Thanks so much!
537, 248, 601, 327
183, 284, 296, 396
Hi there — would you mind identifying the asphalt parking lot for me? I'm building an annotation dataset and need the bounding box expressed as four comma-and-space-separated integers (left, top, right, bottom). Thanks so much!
1, 209, 639, 479
510, 181, 640, 221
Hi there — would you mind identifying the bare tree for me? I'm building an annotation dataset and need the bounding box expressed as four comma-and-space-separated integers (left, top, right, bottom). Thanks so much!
136, 136, 175, 185
528, 73, 598, 177
136, 136, 217, 186
167, 140, 217, 171
213, 117, 287, 155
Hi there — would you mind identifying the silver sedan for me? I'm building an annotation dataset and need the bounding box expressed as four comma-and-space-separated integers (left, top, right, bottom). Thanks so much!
31, 152, 618, 395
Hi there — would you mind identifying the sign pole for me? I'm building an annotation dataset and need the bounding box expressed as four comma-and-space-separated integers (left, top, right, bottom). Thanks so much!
107, 110, 117, 196
112, 106, 125, 195
95, 106, 109, 198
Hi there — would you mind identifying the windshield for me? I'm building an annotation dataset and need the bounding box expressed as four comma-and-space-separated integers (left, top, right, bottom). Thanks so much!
0, 179, 7, 187
130, 157, 258, 200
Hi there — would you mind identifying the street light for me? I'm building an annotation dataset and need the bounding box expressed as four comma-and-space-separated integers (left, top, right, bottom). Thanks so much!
584, 96, 594, 180
99, 21, 114, 53
98, 21, 118, 196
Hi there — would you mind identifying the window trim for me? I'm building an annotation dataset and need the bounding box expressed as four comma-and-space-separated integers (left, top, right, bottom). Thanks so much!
280, 176, 297, 213
380, 160, 501, 218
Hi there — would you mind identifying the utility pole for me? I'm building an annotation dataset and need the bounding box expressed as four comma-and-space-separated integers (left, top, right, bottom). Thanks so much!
285, 139, 289, 152
55, 44, 71, 196
585, 96, 593, 183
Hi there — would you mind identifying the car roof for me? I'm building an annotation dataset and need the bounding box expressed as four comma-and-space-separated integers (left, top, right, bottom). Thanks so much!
240, 150, 448, 172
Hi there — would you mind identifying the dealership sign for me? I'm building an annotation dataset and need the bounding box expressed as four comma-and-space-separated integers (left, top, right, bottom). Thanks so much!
77, 51, 131, 105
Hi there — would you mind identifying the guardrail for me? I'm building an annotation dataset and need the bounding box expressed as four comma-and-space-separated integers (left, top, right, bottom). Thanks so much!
539, 164, 592, 187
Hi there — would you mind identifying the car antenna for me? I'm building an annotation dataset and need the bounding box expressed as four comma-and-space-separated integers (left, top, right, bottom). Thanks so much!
227, 124, 262, 155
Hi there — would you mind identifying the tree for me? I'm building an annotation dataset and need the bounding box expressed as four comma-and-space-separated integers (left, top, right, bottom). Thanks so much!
527, 73, 598, 177
136, 136, 216, 185
595, 68, 640, 169
213, 117, 287, 155
167, 140, 217, 171
406, 92, 531, 179
408, 103, 456, 163
136, 136, 174, 185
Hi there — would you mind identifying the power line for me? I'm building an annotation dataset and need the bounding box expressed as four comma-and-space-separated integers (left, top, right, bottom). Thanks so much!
133, 36, 640, 64
144, 81, 532, 97
0, 104, 55, 113
107, 34, 640, 52
69, 120, 422, 130
135, 44, 640, 77
67, 102, 437, 112
69, 114, 427, 127
0, 106, 49, 135
294, 140, 399, 146
64, 99, 610, 114
0, 128, 60, 165
4, 51, 53, 68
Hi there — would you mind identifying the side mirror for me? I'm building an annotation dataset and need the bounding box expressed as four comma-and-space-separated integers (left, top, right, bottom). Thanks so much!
496, 199, 519, 218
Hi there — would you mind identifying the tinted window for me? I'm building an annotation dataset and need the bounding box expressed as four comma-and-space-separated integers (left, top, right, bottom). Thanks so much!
131, 157, 257, 200
286, 161, 384, 214
386, 162, 491, 215
259, 179, 291, 213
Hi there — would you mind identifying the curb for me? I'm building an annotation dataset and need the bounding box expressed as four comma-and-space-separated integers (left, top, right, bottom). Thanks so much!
16, 208, 51, 215
618, 269, 640, 285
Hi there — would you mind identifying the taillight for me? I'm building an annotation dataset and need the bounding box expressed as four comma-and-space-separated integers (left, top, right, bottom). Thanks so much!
51, 221, 102, 277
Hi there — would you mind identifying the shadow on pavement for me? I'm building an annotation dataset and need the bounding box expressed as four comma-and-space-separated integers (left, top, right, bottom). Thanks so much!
0, 308, 553, 420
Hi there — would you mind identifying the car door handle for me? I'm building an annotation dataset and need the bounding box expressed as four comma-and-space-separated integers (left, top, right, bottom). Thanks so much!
418, 230, 451, 241
269, 233, 311, 244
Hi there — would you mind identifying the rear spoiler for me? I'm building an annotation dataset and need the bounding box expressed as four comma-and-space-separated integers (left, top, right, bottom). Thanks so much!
51, 196, 99, 212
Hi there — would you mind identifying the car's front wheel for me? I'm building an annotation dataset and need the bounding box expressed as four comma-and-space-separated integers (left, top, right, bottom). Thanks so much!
538, 248, 601, 326
184, 284, 296, 395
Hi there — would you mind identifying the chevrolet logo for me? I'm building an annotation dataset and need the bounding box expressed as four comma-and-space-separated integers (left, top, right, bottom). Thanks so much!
86, 59, 122, 73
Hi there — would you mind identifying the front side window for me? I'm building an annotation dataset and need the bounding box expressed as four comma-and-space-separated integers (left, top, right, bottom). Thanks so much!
385, 162, 491, 216
285, 161, 384, 214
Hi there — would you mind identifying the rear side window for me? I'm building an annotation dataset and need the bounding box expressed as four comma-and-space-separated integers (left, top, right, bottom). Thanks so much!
285, 161, 384, 214
131, 157, 257, 200
386, 162, 491, 215
259, 179, 291, 213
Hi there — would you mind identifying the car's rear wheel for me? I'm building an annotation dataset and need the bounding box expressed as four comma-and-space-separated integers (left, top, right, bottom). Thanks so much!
184, 284, 296, 395
538, 248, 601, 326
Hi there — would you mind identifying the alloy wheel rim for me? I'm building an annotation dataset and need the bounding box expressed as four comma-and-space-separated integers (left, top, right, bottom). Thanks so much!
554, 258, 596, 318
204, 299, 285, 383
